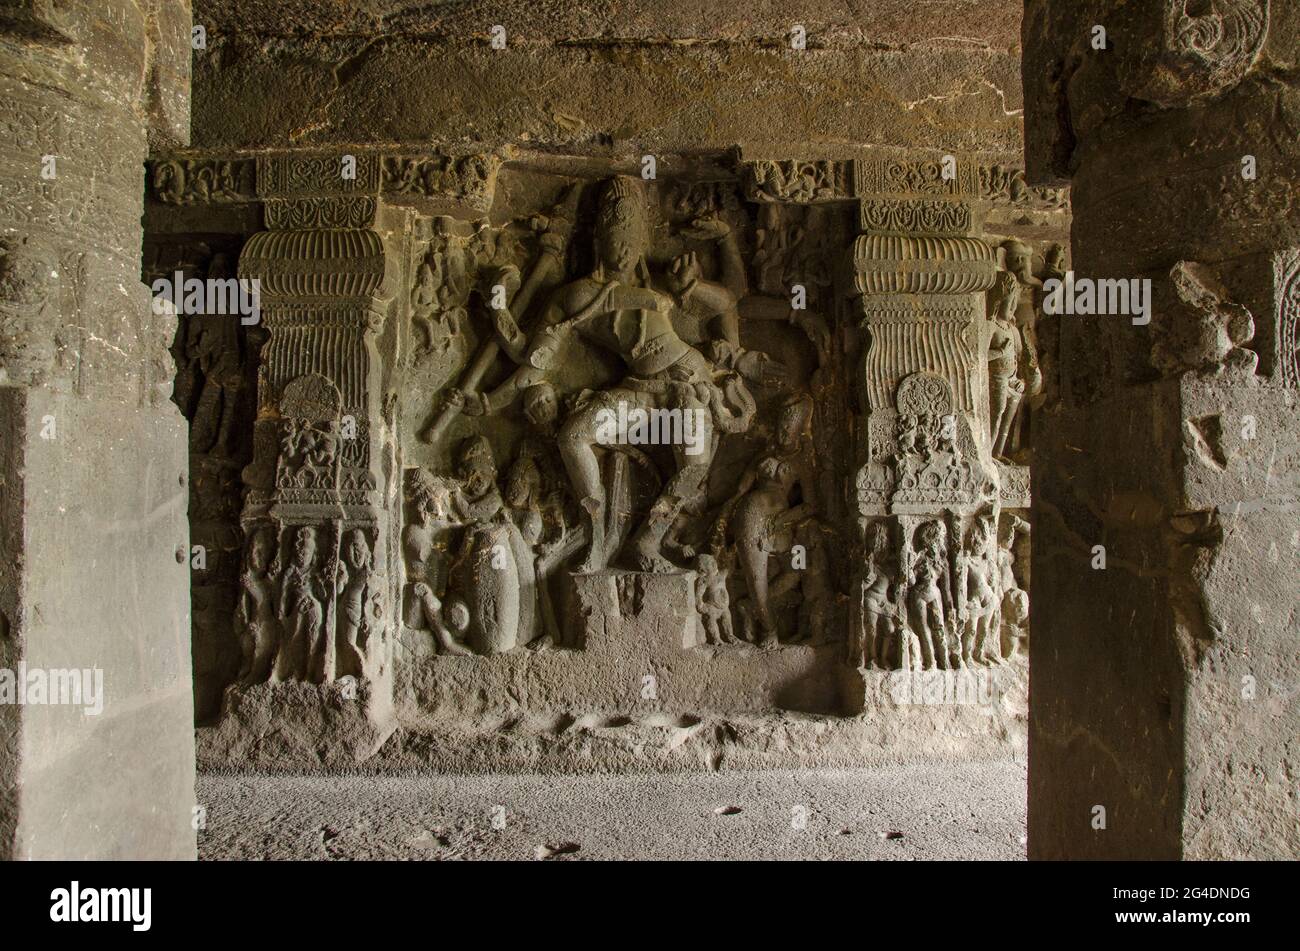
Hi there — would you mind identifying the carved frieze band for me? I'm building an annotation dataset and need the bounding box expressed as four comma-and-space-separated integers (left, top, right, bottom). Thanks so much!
148, 151, 504, 212
381, 154, 502, 212
743, 159, 852, 203
258, 154, 381, 198
738, 156, 1068, 209
264, 197, 378, 230
150, 158, 257, 205
854, 158, 1067, 208
859, 198, 973, 237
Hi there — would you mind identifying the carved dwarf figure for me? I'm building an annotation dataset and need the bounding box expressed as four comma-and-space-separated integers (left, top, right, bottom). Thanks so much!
446, 436, 539, 654
404, 468, 473, 655
694, 554, 736, 646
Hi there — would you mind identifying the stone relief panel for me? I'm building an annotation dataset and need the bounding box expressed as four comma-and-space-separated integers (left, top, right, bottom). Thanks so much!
0, 236, 60, 389
401, 167, 848, 660
144, 147, 1070, 722
150, 158, 256, 205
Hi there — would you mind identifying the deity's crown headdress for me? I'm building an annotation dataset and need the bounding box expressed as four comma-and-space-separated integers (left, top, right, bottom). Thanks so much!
597, 176, 649, 242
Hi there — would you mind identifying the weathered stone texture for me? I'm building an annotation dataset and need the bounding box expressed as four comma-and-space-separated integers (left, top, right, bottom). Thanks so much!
190, 34, 1024, 155
0, 0, 196, 859
1024, 0, 1299, 860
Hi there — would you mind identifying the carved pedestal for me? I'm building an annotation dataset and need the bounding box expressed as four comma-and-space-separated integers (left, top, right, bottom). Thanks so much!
571, 571, 703, 653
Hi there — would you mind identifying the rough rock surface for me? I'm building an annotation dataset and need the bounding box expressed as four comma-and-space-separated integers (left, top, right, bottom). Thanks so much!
196, 762, 1028, 860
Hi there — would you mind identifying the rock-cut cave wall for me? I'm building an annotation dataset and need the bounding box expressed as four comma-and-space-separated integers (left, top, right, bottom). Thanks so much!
142, 1, 1071, 771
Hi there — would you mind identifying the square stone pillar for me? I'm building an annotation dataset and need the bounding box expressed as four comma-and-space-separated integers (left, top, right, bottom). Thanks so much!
0, 0, 196, 859
1023, 0, 1299, 859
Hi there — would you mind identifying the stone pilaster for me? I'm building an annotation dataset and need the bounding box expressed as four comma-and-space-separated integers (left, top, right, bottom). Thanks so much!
847, 160, 1005, 676
1023, 0, 1299, 859
218, 152, 401, 760
0, 0, 195, 859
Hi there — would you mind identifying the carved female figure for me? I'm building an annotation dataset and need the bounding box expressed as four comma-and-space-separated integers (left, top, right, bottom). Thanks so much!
988, 271, 1027, 460
274, 526, 325, 682
998, 240, 1045, 455
856, 520, 910, 669
906, 520, 956, 670
335, 529, 377, 678
716, 394, 816, 642
959, 516, 1001, 666
235, 527, 281, 684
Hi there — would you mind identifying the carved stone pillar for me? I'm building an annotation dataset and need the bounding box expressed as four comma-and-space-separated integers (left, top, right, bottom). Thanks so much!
217, 153, 401, 762
0, 0, 195, 858
847, 160, 1005, 681
1023, 0, 1299, 858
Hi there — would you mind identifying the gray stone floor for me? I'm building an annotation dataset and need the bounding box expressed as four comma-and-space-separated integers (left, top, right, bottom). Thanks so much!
197, 762, 1027, 860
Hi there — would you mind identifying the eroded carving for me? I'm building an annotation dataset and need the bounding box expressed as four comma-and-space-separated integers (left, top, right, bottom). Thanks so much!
0, 236, 58, 387
1155, 260, 1258, 377
1127, 1, 1271, 107
744, 159, 849, 203
151, 159, 255, 205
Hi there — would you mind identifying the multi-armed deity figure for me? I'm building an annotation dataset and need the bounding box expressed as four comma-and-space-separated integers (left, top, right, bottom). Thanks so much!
477, 176, 759, 573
